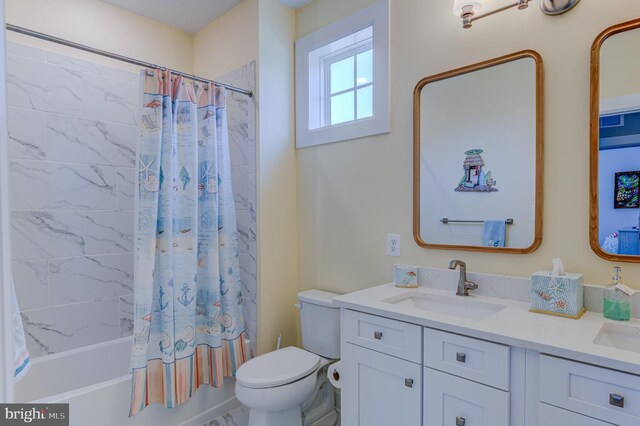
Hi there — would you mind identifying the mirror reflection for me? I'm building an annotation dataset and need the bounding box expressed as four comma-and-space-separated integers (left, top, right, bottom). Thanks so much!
414, 51, 543, 253
596, 26, 640, 258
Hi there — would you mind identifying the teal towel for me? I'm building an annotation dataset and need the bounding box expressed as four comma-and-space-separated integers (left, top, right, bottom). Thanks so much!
483, 220, 506, 247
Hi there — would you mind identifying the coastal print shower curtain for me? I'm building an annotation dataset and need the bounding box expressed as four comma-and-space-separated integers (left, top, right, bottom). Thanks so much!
130, 69, 246, 416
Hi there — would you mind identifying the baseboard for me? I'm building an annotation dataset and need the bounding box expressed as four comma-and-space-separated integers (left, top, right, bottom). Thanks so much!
176, 396, 242, 426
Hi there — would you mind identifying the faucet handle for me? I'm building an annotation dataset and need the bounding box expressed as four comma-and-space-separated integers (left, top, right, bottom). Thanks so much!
466, 281, 478, 290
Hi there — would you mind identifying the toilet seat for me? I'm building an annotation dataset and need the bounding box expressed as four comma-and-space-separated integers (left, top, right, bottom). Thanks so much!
236, 346, 320, 389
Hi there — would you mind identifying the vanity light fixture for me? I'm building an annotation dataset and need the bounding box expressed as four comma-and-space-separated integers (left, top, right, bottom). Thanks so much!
453, 0, 581, 29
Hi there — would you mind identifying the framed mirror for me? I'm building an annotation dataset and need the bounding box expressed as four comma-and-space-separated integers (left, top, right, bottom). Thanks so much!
591, 18, 640, 262
413, 51, 544, 253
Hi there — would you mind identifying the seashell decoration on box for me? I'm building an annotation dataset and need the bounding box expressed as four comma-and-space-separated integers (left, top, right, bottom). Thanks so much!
530, 268, 585, 319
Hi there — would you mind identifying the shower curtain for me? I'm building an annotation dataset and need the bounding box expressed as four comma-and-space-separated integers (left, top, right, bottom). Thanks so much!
130, 70, 246, 416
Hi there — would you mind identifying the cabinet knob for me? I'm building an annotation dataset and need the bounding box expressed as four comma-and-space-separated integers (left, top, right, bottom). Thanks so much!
456, 352, 467, 363
455, 417, 466, 426
374, 331, 383, 340
610, 393, 625, 408
404, 378, 414, 388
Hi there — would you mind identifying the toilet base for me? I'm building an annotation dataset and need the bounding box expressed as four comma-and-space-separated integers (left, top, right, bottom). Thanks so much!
248, 407, 302, 426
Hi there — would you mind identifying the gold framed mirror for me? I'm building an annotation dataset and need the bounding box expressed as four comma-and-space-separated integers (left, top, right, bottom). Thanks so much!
590, 18, 640, 262
413, 50, 544, 253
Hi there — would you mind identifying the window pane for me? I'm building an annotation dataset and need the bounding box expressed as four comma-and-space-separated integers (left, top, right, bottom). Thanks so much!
357, 86, 373, 119
331, 91, 355, 125
330, 57, 354, 94
356, 50, 373, 86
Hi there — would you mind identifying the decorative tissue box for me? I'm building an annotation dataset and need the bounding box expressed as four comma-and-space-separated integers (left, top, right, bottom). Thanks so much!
394, 264, 418, 288
530, 271, 585, 319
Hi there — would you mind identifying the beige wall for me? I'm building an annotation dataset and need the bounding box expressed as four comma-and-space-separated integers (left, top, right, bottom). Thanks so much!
193, 0, 259, 80
296, 0, 640, 293
5, 0, 193, 73
256, 0, 298, 353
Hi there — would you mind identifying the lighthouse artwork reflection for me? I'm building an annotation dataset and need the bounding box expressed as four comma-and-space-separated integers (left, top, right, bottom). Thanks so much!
455, 148, 498, 192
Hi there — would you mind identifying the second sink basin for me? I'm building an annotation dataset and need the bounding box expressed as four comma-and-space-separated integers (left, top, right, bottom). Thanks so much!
382, 291, 506, 321
594, 322, 640, 354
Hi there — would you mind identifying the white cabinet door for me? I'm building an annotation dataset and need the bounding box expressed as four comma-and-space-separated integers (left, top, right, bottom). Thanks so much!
539, 403, 616, 426
341, 342, 422, 426
424, 367, 510, 426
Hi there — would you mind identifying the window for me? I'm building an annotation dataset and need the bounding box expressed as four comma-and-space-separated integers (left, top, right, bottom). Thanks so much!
295, 0, 389, 148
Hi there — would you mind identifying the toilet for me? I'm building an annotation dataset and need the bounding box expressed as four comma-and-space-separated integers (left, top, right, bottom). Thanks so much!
235, 290, 340, 426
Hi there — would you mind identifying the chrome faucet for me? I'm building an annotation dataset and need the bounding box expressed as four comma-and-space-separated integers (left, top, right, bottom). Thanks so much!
448, 260, 478, 296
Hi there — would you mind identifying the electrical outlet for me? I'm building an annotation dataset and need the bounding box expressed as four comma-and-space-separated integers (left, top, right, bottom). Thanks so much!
386, 233, 401, 257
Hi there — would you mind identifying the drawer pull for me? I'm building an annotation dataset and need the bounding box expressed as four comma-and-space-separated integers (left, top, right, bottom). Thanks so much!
609, 393, 625, 408
455, 416, 466, 426
374, 331, 383, 340
456, 352, 467, 363
404, 378, 414, 388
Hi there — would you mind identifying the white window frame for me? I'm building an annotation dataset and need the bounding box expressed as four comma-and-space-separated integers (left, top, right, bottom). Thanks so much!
295, 0, 389, 148
324, 41, 374, 126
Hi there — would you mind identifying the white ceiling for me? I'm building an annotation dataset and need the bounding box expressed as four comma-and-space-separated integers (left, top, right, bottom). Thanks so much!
101, 0, 315, 33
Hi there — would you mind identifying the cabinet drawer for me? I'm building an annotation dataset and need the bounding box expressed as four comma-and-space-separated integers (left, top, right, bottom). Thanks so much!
424, 367, 509, 426
539, 403, 615, 426
540, 354, 640, 425
423, 327, 510, 391
343, 310, 422, 363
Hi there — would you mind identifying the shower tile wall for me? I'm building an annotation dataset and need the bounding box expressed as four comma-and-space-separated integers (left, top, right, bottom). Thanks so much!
220, 62, 258, 359
7, 44, 259, 360
7, 42, 138, 357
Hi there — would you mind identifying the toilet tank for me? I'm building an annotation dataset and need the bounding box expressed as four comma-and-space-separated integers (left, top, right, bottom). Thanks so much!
297, 290, 340, 359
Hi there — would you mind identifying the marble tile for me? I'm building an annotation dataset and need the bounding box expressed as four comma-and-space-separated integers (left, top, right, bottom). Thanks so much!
6, 42, 47, 61
116, 168, 135, 210
119, 294, 134, 337
7, 54, 83, 115
84, 210, 133, 255
11, 211, 85, 260
10, 159, 117, 210
236, 210, 251, 255
12, 259, 49, 310
221, 62, 257, 355
21, 299, 119, 357
82, 73, 138, 126
46, 113, 136, 167
7, 107, 46, 160
239, 253, 257, 358
47, 52, 139, 84
49, 254, 133, 304
203, 405, 249, 426
231, 166, 249, 210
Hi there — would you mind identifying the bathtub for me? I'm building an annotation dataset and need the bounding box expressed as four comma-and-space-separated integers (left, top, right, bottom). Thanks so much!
15, 337, 241, 426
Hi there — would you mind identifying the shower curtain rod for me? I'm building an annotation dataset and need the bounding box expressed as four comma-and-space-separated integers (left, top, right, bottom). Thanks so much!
5, 24, 253, 98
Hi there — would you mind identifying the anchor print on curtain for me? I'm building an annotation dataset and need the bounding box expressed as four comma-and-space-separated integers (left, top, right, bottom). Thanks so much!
130, 69, 246, 416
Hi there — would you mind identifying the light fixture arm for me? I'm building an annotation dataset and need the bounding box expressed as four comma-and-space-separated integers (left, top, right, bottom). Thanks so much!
461, 0, 530, 29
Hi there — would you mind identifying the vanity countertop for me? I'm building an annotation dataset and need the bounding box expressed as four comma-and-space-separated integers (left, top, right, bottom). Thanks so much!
334, 283, 640, 375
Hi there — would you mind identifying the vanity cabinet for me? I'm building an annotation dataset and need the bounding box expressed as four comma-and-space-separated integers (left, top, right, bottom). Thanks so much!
341, 310, 423, 425
539, 403, 615, 426
424, 368, 509, 426
338, 307, 640, 426
539, 355, 640, 425
341, 343, 422, 426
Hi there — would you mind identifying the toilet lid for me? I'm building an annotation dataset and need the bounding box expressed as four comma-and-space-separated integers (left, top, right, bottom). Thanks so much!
236, 346, 321, 389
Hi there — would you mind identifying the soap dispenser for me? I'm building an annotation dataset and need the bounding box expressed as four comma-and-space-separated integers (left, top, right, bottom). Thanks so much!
603, 266, 631, 321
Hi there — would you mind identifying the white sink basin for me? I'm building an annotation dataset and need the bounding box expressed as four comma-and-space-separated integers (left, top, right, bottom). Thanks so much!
382, 291, 506, 321
594, 322, 640, 354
